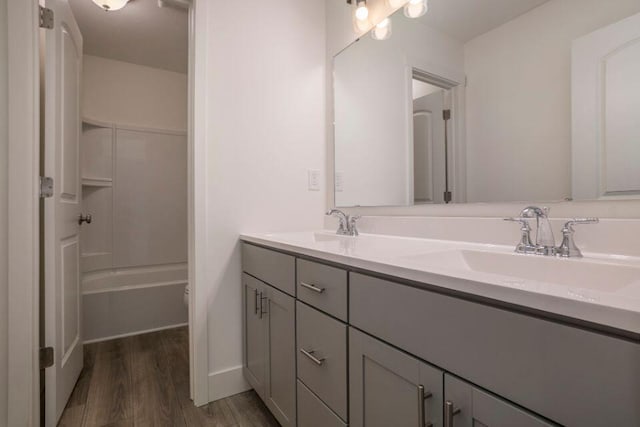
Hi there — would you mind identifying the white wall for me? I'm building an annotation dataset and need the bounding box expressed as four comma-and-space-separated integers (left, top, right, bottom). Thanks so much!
82, 55, 188, 131
0, 0, 8, 422
195, 0, 326, 400
464, 0, 640, 203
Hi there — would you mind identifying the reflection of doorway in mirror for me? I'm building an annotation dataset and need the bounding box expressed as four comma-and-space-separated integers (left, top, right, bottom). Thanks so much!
412, 78, 449, 204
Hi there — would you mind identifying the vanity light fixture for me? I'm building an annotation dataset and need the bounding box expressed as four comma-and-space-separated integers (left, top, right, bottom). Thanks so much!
404, 0, 428, 18
354, 0, 369, 21
371, 17, 393, 41
348, 0, 371, 32
92, 0, 130, 12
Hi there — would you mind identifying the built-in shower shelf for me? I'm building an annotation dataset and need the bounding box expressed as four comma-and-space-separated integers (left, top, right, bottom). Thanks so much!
82, 177, 113, 187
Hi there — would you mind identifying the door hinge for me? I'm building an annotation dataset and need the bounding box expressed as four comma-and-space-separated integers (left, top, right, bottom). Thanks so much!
40, 347, 54, 369
40, 176, 54, 198
443, 109, 451, 121
444, 191, 452, 203
39, 6, 54, 29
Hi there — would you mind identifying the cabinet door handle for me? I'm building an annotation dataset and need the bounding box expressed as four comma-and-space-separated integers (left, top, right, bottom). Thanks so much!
259, 293, 268, 319
418, 385, 434, 427
300, 282, 325, 293
444, 400, 460, 427
254, 289, 259, 315
299, 348, 325, 366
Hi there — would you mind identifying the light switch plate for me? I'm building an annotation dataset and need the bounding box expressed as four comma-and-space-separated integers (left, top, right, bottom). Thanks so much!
308, 170, 321, 191
335, 172, 344, 192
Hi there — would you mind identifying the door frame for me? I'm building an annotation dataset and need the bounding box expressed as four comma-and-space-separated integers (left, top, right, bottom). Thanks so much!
6, 0, 210, 424
6, 0, 41, 425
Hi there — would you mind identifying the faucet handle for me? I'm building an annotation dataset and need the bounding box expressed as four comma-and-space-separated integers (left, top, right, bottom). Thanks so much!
505, 218, 536, 254
563, 218, 599, 231
348, 215, 361, 236
504, 217, 531, 230
558, 218, 599, 258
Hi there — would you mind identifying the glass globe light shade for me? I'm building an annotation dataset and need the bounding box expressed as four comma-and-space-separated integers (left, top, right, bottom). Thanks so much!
371, 18, 392, 41
404, 0, 428, 18
92, 0, 129, 12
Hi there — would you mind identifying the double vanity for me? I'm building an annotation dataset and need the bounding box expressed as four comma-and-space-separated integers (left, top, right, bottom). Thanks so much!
241, 223, 640, 427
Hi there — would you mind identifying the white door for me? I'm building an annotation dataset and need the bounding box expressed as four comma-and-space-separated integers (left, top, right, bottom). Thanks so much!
572, 12, 640, 200
43, 0, 84, 425
413, 90, 447, 204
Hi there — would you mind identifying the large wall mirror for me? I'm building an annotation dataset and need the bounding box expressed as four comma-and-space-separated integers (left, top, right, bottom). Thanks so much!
333, 0, 640, 207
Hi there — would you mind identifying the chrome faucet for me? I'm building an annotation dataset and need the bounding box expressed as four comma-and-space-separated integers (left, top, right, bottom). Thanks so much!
519, 206, 556, 256
326, 209, 360, 236
506, 207, 599, 258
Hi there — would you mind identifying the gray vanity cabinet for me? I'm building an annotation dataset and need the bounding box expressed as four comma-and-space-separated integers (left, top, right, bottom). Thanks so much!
349, 328, 444, 427
242, 270, 296, 427
444, 375, 553, 427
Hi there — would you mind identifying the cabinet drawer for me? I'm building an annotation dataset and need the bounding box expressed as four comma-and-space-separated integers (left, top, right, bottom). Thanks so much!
297, 380, 347, 427
242, 243, 295, 295
350, 272, 640, 427
297, 259, 348, 321
297, 302, 348, 420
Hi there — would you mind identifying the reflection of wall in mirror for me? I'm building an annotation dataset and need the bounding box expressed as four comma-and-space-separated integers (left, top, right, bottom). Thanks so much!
334, 12, 464, 207
464, 0, 640, 203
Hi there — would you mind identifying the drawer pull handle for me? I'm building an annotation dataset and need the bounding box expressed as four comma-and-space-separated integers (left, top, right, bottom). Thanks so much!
300, 282, 325, 293
444, 400, 461, 427
300, 348, 325, 366
418, 385, 434, 427
254, 289, 259, 315
259, 293, 268, 319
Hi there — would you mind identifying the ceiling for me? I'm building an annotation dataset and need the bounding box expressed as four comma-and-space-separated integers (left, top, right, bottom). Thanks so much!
69, 0, 188, 73
418, 0, 551, 42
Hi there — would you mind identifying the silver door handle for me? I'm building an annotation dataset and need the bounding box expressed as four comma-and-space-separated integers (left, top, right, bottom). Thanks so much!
418, 385, 433, 427
299, 348, 325, 366
300, 282, 325, 293
78, 214, 92, 225
259, 293, 268, 319
444, 400, 460, 427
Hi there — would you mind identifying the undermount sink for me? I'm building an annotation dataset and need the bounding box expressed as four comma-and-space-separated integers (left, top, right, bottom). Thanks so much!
261, 231, 351, 244
403, 249, 640, 292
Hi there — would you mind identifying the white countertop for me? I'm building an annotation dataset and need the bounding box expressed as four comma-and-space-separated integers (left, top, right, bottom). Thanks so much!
240, 230, 640, 337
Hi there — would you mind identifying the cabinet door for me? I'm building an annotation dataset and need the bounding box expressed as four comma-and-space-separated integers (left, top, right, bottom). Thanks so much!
350, 328, 443, 427
264, 285, 297, 427
243, 274, 266, 399
444, 375, 555, 427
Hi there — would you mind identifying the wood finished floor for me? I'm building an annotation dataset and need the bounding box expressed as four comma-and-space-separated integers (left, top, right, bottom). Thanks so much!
58, 327, 280, 427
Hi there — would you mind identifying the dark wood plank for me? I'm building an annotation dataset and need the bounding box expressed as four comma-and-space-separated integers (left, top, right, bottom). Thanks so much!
82, 338, 135, 426
130, 331, 186, 427
57, 404, 86, 427
159, 327, 235, 427
66, 343, 97, 411
59, 327, 279, 427
226, 391, 280, 427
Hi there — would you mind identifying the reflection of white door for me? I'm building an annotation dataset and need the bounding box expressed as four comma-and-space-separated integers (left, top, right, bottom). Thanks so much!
43, 0, 84, 425
572, 12, 640, 199
414, 91, 446, 204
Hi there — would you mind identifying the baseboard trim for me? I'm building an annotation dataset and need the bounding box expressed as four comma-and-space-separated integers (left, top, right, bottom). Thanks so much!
83, 322, 188, 344
208, 365, 251, 402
